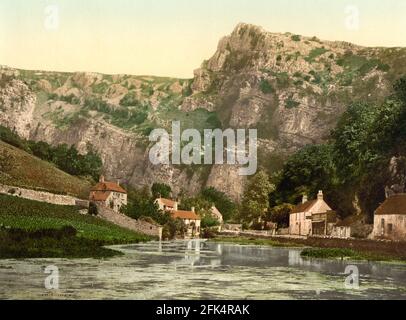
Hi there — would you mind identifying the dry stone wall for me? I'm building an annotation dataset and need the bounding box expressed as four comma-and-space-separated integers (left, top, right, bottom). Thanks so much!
96, 204, 162, 239
0, 183, 87, 206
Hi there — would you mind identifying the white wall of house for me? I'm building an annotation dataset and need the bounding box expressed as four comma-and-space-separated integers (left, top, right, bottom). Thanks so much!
106, 192, 127, 213
289, 212, 312, 236
183, 218, 201, 237
373, 214, 406, 241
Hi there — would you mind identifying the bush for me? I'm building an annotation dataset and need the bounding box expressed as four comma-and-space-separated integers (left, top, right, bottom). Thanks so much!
151, 183, 172, 199
305, 47, 328, 63
286, 99, 300, 109
259, 79, 273, 94
139, 216, 157, 225
269, 204, 294, 228
0, 150, 15, 173
120, 91, 139, 106
291, 35, 301, 42
0, 125, 30, 151
201, 215, 220, 228
88, 202, 98, 216
201, 228, 216, 239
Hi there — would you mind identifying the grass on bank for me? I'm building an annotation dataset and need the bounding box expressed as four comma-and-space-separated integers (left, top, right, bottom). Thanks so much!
211, 236, 303, 248
0, 226, 121, 259
0, 194, 152, 259
300, 248, 405, 263
212, 235, 406, 263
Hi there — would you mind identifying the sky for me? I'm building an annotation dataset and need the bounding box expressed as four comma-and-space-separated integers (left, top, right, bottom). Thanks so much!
0, 0, 405, 78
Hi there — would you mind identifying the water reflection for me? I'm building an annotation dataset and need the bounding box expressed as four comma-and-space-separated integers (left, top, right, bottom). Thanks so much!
0, 240, 405, 300
127, 240, 406, 289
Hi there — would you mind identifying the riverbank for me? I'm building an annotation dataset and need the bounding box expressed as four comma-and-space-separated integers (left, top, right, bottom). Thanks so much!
212, 236, 304, 248
212, 235, 406, 263
0, 226, 123, 259
0, 194, 153, 259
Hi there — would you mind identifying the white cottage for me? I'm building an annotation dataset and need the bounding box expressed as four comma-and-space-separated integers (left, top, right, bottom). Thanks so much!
155, 198, 201, 237
289, 191, 333, 236
373, 194, 406, 241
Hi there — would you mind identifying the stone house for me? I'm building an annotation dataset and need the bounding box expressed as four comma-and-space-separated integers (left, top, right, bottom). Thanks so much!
172, 208, 201, 238
289, 191, 334, 236
373, 194, 406, 241
155, 198, 201, 238
89, 176, 127, 213
210, 205, 223, 224
155, 197, 177, 211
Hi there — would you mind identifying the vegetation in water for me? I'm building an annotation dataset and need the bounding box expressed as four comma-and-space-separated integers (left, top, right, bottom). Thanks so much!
300, 248, 404, 262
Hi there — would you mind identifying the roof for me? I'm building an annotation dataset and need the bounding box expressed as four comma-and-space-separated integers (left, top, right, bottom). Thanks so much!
171, 210, 200, 220
375, 194, 406, 215
157, 198, 176, 207
211, 206, 222, 217
291, 200, 317, 214
91, 181, 127, 194
89, 191, 111, 201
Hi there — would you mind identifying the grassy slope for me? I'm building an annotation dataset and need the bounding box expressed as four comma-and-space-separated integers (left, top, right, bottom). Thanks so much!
0, 141, 91, 199
0, 194, 151, 244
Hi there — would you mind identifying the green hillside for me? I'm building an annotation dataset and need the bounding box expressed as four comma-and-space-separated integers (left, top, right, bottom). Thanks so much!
0, 140, 91, 199
0, 194, 152, 259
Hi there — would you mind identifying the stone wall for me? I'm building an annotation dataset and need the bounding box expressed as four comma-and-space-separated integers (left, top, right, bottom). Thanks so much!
331, 226, 351, 239
0, 183, 84, 206
95, 204, 162, 239
222, 224, 243, 232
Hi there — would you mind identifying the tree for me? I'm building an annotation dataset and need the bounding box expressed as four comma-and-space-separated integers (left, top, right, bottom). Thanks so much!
0, 150, 15, 173
272, 144, 337, 205
201, 215, 220, 228
151, 183, 172, 199
200, 187, 237, 222
331, 102, 377, 184
240, 170, 274, 226
394, 76, 406, 104
268, 204, 294, 228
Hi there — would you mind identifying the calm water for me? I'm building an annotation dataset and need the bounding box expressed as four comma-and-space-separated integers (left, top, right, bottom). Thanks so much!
0, 240, 405, 300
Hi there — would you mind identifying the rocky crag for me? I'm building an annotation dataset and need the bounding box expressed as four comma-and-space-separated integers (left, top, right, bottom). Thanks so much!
1, 23, 406, 201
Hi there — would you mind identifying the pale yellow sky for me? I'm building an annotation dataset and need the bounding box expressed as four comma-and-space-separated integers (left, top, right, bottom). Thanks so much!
0, 0, 405, 78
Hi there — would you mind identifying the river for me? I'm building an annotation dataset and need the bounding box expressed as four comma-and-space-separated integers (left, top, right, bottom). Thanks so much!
0, 240, 405, 299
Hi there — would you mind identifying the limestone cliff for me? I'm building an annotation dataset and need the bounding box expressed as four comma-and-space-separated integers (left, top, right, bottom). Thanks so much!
1, 23, 406, 201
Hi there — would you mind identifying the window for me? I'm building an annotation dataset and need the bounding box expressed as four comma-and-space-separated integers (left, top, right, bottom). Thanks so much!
388, 224, 393, 233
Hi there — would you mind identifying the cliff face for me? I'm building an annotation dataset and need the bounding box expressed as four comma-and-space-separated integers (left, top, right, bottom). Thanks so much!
0, 68, 36, 139
1, 23, 406, 201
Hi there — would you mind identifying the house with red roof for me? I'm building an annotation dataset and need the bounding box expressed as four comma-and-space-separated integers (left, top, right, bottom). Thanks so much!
89, 176, 127, 213
155, 197, 201, 238
373, 194, 406, 241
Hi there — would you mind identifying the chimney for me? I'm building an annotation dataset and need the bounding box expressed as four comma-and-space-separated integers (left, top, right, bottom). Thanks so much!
99, 175, 105, 183
191, 206, 195, 212
117, 179, 120, 186
317, 190, 324, 200
174, 201, 178, 211
302, 194, 308, 204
